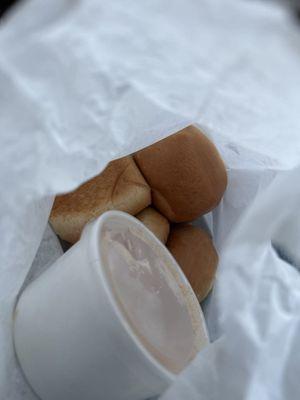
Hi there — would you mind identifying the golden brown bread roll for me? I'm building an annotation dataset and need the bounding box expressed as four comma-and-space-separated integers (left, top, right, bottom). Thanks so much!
134, 125, 227, 222
50, 156, 151, 243
167, 224, 218, 302
136, 207, 170, 243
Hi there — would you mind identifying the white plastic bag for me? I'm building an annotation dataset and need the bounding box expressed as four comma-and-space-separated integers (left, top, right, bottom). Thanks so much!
1, 0, 300, 399
162, 167, 300, 400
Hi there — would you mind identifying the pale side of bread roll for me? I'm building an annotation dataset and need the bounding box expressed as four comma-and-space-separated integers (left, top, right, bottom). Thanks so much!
50, 156, 151, 243
134, 125, 227, 222
136, 207, 170, 243
167, 224, 218, 302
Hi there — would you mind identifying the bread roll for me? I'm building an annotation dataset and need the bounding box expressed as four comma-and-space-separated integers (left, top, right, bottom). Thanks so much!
167, 224, 218, 302
136, 207, 170, 243
50, 156, 151, 243
134, 125, 227, 222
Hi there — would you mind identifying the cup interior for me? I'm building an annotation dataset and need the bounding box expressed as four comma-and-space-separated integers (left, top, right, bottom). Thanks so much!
93, 211, 208, 375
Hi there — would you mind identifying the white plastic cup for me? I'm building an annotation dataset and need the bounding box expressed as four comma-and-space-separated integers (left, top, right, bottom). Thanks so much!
14, 211, 208, 400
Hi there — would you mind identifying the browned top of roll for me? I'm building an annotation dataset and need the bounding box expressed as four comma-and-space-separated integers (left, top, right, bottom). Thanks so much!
134, 125, 227, 222
167, 224, 218, 302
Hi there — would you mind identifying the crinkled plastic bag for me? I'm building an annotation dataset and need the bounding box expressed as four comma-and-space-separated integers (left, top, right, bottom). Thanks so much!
1, 0, 300, 399
162, 167, 300, 400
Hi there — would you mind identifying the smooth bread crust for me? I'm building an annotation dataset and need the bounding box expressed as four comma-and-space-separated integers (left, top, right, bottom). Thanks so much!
50, 156, 151, 243
167, 224, 218, 302
136, 207, 170, 243
134, 125, 227, 222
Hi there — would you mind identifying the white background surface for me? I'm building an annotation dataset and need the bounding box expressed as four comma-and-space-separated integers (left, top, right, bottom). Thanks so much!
0, 0, 300, 399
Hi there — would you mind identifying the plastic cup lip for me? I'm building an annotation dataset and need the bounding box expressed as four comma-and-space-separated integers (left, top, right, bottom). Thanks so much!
82, 210, 207, 381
